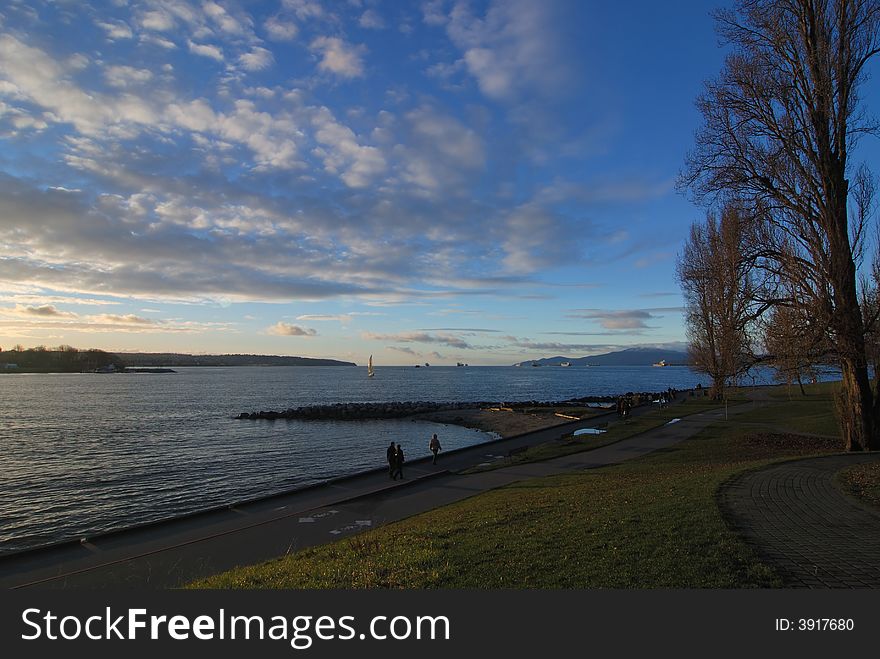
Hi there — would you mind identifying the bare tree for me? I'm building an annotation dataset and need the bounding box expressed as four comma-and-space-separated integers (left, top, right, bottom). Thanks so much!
762, 302, 827, 393
678, 203, 763, 399
680, 0, 880, 450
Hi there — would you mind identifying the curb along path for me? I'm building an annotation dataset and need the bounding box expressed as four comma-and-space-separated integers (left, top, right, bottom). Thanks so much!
719, 453, 880, 588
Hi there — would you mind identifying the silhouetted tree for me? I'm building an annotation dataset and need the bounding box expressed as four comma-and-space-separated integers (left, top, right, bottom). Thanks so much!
678, 203, 765, 399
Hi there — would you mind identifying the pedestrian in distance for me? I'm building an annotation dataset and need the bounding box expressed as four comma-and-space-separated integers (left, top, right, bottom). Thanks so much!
429, 433, 442, 465
386, 441, 396, 479
392, 443, 405, 480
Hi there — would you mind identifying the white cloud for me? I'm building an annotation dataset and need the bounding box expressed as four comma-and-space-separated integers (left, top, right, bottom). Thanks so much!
3, 304, 78, 319
239, 47, 274, 72
500, 203, 578, 274
363, 331, 472, 349
104, 65, 154, 88
311, 106, 385, 187
96, 19, 134, 40
0, 35, 158, 136
422, 0, 449, 26
359, 9, 385, 29
90, 313, 156, 325
187, 40, 225, 62
446, 0, 569, 102
203, 0, 248, 35
268, 322, 317, 336
141, 34, 178, 49
296, 314, 352, 323
397, 105, 484, 192
283, 0, 325, 21
310, 36, 365, 78
265, 16, 299, 40
140, 10, 175, 31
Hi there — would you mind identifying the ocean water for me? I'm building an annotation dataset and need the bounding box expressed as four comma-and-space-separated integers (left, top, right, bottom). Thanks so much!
0, 364, 767, 555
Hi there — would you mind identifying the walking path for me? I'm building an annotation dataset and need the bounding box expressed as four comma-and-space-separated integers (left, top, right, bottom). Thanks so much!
0, 399, 730, 589
719, 453, 880, 588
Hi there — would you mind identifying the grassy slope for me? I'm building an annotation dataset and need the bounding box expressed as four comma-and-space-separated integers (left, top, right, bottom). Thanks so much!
189, 384, 844, 589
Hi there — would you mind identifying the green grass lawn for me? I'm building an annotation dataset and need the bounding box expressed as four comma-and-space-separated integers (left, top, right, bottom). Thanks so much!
188, 384, 844, 590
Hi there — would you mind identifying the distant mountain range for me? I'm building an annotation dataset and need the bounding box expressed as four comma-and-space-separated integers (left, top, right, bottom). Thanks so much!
117, 353, 356, 367
514, 347, 690, 367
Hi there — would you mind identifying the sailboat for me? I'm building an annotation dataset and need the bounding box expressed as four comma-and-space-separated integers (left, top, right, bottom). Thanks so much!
367, 354, 374, 378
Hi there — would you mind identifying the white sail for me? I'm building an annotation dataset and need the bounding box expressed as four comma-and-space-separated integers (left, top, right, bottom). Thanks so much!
368, 354, 374, 377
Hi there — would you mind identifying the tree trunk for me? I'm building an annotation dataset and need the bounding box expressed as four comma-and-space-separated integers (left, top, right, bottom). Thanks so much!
837, 358, 874, 451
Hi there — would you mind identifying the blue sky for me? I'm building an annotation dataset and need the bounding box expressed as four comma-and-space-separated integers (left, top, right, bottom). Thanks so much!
0, 0, 873, 365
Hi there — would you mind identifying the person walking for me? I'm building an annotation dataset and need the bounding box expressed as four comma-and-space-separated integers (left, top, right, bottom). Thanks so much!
386, 441, 396, 479
428, 433, 442, 465
392, 443, 405, 480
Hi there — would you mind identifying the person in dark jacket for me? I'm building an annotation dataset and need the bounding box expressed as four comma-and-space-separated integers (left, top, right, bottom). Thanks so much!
392, 443, 405, 480
386, 441, 396, 479
429, 433, 441, 464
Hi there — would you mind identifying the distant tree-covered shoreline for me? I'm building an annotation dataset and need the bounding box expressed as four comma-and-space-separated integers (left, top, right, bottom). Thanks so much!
0, 346, 356, 372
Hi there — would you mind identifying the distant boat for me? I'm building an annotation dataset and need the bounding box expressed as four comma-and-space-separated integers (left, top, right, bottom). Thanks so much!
652, 359, 667, 367
531, 362, 541, 367
559, 361, 570, 367
368, 355, 374, 377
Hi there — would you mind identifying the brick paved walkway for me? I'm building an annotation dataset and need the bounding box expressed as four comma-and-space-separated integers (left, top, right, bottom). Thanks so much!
719, 453, 880, 588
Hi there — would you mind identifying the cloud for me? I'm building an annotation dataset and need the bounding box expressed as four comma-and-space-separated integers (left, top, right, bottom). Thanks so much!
503, 336, 619, 353
96, 19, 134, 40
0, 35, 158, 137
103, 65, 154, 89
565, 308, 683, 331
363, 331, 472, 349
283, 0, 325, 21
397, 105, 484, 192
422, 0, 449, 26
239, 47, 274, 72
359, 9, 386, 29
417, 327, 501, 333
444, 0, 570, 102
90, 313, 156, 325
388, 345, 419, 356
267, 322, 317, 336
265, 16, 299, 40
296, 314, 351, 323
311, 106, 386, 187
567, 310, 653, 331
140, 10, 176, 32
203, 1, 250, 35
188, 40, 225, 62
5, 304, 78, 319
310, 36, 366, 78
500, 202, 582, 274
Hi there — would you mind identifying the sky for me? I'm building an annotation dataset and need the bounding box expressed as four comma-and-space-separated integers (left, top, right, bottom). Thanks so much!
0, 0, 875, 366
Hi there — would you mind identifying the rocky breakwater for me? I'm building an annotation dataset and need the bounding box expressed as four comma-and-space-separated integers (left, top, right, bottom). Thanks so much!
236, 401, 498, 421
235, 392, 681, 422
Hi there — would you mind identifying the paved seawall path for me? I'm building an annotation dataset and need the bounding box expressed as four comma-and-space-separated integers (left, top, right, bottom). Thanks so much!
719, 453, 880, 588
